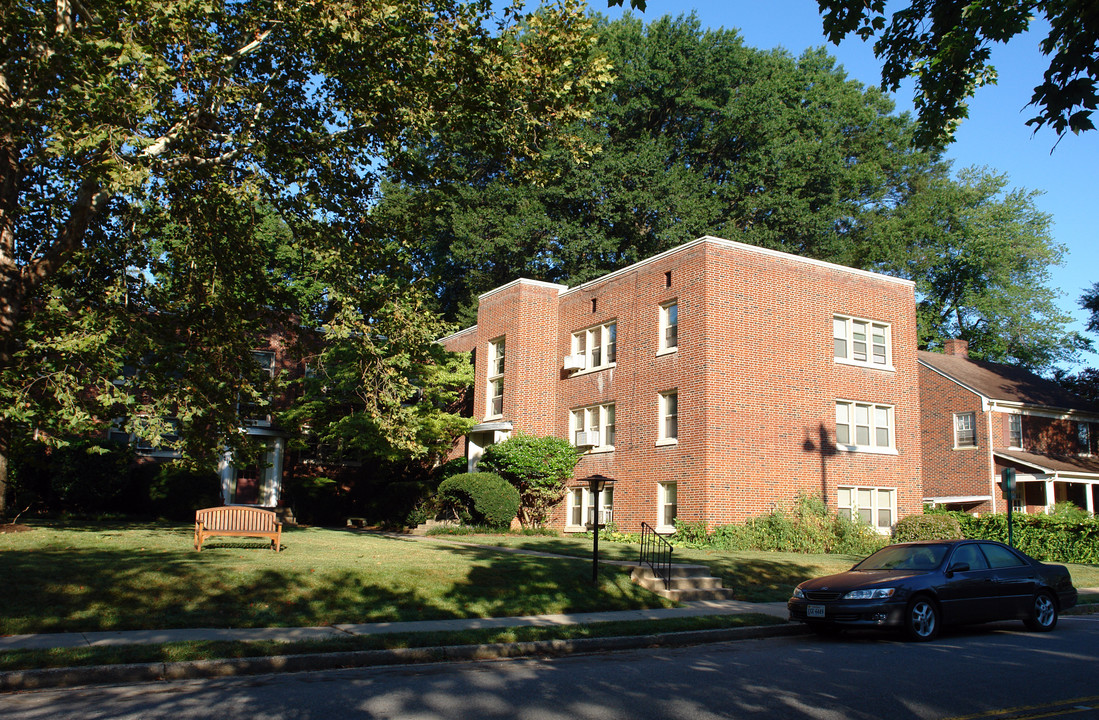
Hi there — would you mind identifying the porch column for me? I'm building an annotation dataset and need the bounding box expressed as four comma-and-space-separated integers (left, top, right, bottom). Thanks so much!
1044, 478, 1055, 513
218, 450, 235, 505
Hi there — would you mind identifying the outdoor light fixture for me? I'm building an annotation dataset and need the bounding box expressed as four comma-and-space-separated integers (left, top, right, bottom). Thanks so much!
587, 475, 609, 584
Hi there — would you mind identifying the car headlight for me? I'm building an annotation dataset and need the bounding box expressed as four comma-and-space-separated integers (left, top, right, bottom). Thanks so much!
792, 588, 806, 599
843, 588, 896, 600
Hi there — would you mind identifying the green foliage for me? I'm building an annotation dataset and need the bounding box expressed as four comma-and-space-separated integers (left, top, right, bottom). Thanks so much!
1049, 501, 1092, 522
893, 513, 965, 542
145, 465, 223, 522
382, 12, 938, 323
816, 0, 1099, 144
931, 510, 1099, 564
9, 442, 219, 520
668, 494, 888, 556
10, 440, 137, 515
869, 166, 1086, 370
279, 474, 344, 527
435, 472, 520, 530
0, 0, 612, 513
478, 435, 579, 528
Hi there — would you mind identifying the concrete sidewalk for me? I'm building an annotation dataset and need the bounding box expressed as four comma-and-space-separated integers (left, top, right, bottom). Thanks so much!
0, 598, 790, 652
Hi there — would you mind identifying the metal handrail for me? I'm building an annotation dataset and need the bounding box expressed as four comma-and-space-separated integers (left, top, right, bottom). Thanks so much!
639, 522, 674, 590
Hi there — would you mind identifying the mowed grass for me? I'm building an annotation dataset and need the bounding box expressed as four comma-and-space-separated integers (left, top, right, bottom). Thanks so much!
5, 523, 1095, 639
443, 533, 1099, 601
0, 522, 673, 636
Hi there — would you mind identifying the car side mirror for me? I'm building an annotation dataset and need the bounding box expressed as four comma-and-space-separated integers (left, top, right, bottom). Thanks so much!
946, 562, 970, 577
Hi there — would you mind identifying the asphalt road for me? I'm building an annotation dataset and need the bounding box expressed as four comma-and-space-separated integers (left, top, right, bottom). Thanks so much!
4, 616, 1099, 720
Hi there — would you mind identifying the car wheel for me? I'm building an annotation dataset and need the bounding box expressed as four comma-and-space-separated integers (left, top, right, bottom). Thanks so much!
905, 596, 939, 641
1024, 591, 1058, 632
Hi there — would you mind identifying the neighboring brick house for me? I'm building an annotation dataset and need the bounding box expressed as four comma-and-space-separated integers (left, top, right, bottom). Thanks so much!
439, 236, 923, 534
109, 326, 307, 509
919, 340, 1099, 515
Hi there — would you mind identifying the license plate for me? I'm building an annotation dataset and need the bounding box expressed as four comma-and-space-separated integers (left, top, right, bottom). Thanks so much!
807, 605, 826, 618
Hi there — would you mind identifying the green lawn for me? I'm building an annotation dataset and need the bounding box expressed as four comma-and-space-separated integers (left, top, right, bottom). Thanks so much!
0, 521, 672, 636
3, 522, 1096, 639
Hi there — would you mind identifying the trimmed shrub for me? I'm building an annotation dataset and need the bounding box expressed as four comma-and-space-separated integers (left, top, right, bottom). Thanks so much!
893, 513, 964, 542
919, 509, 1099, 565
478, 435, 578, 528
436, 472, 520, 530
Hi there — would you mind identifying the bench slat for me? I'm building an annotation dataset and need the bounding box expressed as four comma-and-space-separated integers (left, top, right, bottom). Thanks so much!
194, 506, 282, 552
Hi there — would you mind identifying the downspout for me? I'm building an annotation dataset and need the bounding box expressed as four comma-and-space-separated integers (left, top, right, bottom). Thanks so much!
985, 400, 997, 514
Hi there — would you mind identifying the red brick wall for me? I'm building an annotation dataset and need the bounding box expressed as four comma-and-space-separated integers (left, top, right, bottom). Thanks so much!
443, 238, 924, 531
918, 365, 996, 513
1025, 415, 1083, 456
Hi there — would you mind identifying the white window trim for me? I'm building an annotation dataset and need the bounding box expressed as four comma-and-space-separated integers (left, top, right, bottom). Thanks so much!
570, 321, 617, 375
486, 338, 505, 420
1007, 412, 1023, 450
837, 485, 896, 535
953, 411, 977, 450
833, 315, 894, 371
835, 400, 897, 454
657, 391, 678, 446
657, 482, 677, 534
658, 300, 678, 355
565, 486, 614, 531
570, 403, 616, 453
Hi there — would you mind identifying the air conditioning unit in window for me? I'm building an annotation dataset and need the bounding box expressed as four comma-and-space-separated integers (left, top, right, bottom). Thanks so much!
563, 354, 587, 372
574, 431, 599, 448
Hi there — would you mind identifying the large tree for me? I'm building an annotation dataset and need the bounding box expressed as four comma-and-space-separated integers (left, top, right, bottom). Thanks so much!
867, 165, 1087, 369
813, 0, 1099, 146
381, 13, 939, 323
0, 0, 610, 514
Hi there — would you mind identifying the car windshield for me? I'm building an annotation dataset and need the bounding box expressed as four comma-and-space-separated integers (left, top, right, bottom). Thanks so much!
854, 544, 949, 571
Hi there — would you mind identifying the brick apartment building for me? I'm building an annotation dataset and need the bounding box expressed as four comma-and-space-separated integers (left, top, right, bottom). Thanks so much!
919, 340, 1099, 515
440, 236, 924, 533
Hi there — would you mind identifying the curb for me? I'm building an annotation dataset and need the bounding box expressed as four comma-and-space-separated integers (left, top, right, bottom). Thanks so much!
0, 623, 809, 692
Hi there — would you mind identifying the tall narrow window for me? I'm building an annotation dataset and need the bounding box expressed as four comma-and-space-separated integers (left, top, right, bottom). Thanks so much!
659, 391, 678, 443
658, 482, 677, 531
1079, 422, 1092, 455
487, 338, 505, 418
660, 301, 678, 352
1008, 414, 1022, 448
954, 412, 976, 448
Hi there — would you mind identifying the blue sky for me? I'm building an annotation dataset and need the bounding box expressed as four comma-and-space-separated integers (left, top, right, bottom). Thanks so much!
600, 0, 1098, 369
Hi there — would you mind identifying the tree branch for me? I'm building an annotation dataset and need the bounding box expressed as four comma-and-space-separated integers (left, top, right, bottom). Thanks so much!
22, 178, 109, 297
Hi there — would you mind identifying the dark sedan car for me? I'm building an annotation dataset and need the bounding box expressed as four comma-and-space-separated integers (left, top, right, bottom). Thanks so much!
788, 539, 1077, 641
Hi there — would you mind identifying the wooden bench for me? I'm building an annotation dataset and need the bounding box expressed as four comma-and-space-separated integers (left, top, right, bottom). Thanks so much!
194, 506, 283, 552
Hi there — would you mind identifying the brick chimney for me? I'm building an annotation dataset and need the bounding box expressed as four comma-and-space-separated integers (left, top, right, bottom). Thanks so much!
943, 338, 969, 357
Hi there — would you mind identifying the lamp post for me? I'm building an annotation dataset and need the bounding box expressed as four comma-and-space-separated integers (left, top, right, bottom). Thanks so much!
1001, 467, 1016, 548
587, 475, 608, 584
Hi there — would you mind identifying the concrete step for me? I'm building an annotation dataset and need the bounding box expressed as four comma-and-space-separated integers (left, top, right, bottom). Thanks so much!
630, 564, 738, 602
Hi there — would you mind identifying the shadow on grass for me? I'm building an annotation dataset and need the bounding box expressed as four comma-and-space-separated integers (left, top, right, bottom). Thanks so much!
421, 532, 853, 603
0, 524, 669, 636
